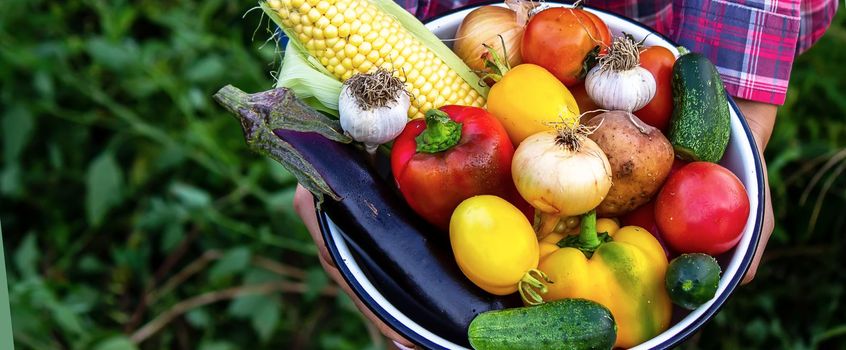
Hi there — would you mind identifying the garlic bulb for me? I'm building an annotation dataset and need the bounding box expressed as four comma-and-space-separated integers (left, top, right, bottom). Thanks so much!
585, 35, 656, 112
338, 69, 411, 154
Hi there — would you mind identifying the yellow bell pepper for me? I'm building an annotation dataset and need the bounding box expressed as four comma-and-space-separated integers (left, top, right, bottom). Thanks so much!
479, 44, 580, 145
538, 210, 671, 348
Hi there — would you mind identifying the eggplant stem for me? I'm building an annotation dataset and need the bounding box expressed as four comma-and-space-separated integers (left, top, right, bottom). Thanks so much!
213, 85, 351, 204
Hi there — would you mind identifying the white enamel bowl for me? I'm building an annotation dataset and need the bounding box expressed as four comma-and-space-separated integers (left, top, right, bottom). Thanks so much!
317, 3, 764, 349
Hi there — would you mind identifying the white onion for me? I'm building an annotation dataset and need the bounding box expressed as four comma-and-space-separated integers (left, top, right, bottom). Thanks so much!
453, 6, 525, 72
512, 130, 612, 218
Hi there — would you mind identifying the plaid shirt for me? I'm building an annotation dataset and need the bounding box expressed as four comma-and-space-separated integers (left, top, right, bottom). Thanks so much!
403, 0, 838, 105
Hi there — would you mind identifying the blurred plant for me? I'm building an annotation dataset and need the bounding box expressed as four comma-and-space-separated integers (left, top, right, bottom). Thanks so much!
0, 0, 374, 349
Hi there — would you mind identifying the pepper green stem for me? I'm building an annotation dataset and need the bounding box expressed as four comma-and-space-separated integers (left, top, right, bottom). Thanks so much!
518, 269, 552, 306
415, 109, 462, 153
558, 209, 612, 258
579, 209, 601, 252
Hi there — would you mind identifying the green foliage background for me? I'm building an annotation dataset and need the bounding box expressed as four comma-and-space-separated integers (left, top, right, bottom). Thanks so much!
0, 1, 843, 349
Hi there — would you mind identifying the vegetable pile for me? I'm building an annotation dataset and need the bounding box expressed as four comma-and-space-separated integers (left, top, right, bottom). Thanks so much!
215, 1, 753, 349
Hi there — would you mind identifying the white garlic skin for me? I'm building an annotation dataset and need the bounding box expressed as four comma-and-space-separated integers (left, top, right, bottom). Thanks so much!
585, 66, 656, 112
338, 84, 410, 154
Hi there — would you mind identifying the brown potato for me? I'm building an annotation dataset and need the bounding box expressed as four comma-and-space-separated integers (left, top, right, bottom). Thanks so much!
585, 111, 674, 217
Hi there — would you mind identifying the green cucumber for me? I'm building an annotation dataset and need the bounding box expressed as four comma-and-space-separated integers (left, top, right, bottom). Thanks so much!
665, 253, 722, 310
668, 52, 731, 163
468, 299, 616, 350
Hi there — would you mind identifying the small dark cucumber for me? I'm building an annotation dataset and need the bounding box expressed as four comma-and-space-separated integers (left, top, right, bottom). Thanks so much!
665, 253, 722, 310
668, 52, 731, 163
468, 299, 617, 350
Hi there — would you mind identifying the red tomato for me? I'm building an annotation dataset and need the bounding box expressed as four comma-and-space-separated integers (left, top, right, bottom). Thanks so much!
583, 10, 612, 54
522, 7, 610, 86
634, 46, 675, 132
391, 105, 529, 231
655, 162, 750, 255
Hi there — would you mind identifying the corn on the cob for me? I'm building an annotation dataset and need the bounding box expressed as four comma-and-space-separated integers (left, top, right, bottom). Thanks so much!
264, 0, 486, 118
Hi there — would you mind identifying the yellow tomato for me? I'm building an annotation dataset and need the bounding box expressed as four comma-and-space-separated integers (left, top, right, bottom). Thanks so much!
596, 218, 620, 235
486, 64, 580, 145
449, 195, 539, 295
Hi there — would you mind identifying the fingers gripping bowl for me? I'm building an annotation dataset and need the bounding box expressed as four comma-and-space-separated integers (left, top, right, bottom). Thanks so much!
304, 3, 766, 349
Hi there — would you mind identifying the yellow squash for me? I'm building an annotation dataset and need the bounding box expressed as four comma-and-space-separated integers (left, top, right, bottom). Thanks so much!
487, 63, 580, 145
450, 195, 548, 304
538, 210, 672, 348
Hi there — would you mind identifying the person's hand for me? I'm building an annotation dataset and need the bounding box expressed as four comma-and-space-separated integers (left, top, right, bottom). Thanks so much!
292, 185, 415, 349
735, 99, 777, 284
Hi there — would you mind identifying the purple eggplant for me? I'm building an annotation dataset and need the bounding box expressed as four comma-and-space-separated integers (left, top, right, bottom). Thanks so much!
214, 85, 521, 347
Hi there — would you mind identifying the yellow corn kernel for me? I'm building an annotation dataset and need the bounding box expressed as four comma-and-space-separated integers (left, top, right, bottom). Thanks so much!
359, 42, 372, 55
344, 44, 358, 58
314, 39, 327, 50
315, 16, 330, 29
315, 1, 330, 14
298, 2, 311, 15
332, 38, 346, 52
359, 60, 373, 73
338, 23, 351, 38
325, 5, 338, 18
348, 34, 363, 46
366, 50, 380, 63
324, 24, 338, 39
330, 13, 344, 27
352, 53, 366, 67
350, 20, 362, 35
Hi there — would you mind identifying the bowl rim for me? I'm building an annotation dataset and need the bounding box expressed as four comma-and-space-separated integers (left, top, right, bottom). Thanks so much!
316, 1, 765, 349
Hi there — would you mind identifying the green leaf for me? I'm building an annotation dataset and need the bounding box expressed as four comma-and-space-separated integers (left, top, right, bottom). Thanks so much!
86, 151, 124, 226
160, 224, 184, 253
251, 298, 279, 342
1, 163, 22, 198
50, 302, 83, 335
169, 182, 211, 209
2, 104, 34, 162
199, 341, 237, 350
86, 37, 138, 70
208, 247, 250, 282
78, 255, 105, 274
93, 335, 138, 350
227, 294, 271, 319
63, 286, 99, 314
186, 55, 225, 83
304, 268, 328, 302
13, 233, 38, 278
186, 307, 211, 329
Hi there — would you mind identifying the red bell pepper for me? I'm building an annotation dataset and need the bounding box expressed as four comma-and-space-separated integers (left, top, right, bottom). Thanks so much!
391, 105, 528, 231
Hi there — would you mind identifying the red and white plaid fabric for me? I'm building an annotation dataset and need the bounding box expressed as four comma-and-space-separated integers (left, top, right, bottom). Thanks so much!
403, 0, 838, 105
